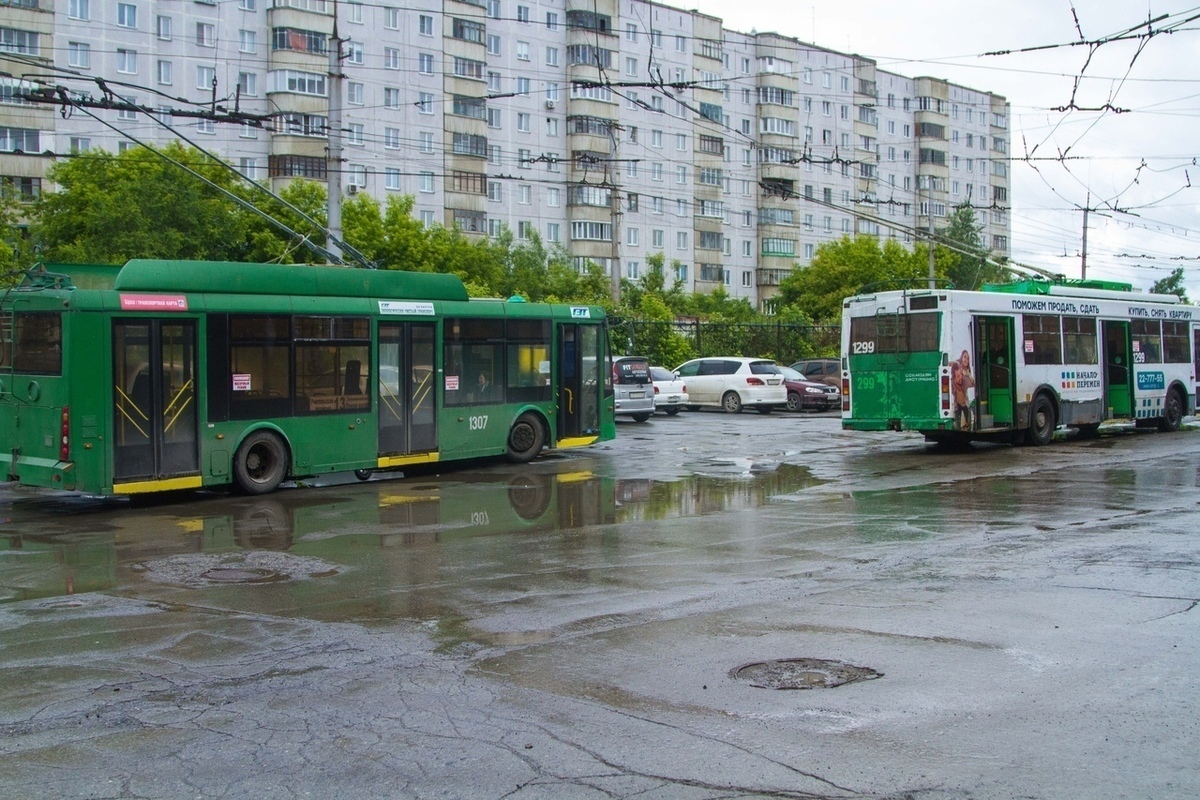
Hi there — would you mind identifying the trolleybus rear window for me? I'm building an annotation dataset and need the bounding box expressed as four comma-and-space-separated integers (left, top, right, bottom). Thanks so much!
848, 312, 939, 354
2, 312, 62, 375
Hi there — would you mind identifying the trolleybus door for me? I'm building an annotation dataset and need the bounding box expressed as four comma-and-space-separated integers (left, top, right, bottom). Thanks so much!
378, 322, 437, 455
974, 316, 1015, 427
112, 320, 199, 482
557, 323, 601, 440
1102, 320, 1133, 418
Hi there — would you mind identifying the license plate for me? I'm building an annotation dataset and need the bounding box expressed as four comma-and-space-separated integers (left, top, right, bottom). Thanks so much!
629, 391, 645, 399
666, 395, 680, 402
767, 378, 781, 385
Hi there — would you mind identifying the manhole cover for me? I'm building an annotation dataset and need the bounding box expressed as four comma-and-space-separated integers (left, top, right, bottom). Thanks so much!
730, 658, 882, 690
199, 567, 286, 584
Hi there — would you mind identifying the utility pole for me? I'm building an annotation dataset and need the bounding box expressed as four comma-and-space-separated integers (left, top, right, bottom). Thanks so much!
1080, 192, 1090, 280
607, 125, 622, 304
325, 4, 344, 264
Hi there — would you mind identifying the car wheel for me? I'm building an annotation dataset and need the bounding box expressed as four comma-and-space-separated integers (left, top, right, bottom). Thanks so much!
1159, 387, 1184, 432
686, 405, 701, 412
1028, 394, 1056, 446
664, 407, 681, 416
786, 392, 801, 412
631, 412, 651, 423
506, 412, 545, 463
722, 391, 742, 414
233, 430, 289, 495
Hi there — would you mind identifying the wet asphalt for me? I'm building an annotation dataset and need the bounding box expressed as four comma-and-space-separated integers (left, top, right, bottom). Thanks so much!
1, 410, 1198, 799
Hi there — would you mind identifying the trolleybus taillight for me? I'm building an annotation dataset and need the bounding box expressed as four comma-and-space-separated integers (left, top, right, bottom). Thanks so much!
60, 406, 70, 461
940, 374, 951, 412
842, 375, 850, 412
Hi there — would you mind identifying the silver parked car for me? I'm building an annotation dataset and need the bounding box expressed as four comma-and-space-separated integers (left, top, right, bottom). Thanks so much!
673, 357, 787, 413
612, 356, 655, 422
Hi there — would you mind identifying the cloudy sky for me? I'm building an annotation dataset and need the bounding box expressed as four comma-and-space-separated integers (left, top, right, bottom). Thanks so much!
694, 0, 1199, 296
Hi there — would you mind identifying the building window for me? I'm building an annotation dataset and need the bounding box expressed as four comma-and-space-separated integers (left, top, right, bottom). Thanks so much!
115, 49, 137, 74
385, 168, 401, 191
346, 81, 362, 105
68, 41, 91, 68
384, 48, 400, 69
69, 0, 90, 20
419, 14, 433, 35
197, 66, 215, 90
547, 223, 560, 243
517, 113, 530, 132
419, 132, 434, 153
117, 2, 137, 28
238, 29, 257, 53
517, 4, 529, 22
420, 172, 434, 193
546, 188, 559, 206
384, 128, 400, 149
419, 53, 434, 74
546, 11, 558, 30
156, 60, 172, 85
487, 35, 500, 56
418, 92, 434, 114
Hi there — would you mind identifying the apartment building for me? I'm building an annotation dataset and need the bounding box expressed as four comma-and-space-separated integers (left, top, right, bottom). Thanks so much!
0, 0, 1011, 306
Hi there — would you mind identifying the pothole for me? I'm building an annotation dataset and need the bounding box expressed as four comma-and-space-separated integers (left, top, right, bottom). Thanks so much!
730, 658, 883, 690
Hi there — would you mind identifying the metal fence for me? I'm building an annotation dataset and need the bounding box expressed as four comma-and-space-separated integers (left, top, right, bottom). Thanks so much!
608, 318, 841, 366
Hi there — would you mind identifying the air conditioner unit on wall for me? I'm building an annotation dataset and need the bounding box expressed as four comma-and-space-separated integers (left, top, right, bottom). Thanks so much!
347, 184, 357, 195
545, 100, 556, 110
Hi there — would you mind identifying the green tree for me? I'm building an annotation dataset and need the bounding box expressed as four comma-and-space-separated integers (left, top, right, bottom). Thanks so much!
938, 203, 1006, 289
775, 235, 936, 323
31, 143, 252, 263
1150, 267, 1190, 304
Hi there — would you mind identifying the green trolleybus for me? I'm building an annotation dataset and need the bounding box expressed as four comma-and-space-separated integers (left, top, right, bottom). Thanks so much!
841, 279, 1198, 445
0, 260, 616, 495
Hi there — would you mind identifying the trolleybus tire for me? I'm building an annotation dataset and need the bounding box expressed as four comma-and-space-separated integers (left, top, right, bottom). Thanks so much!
1028, 394, 1056, 446
505, 413, 545, 463
354, 469, 373, 481
1075, 423, 1101, 439
233, 430, 289, 495
722, 391, 743, 414
1159, 388, 1185, 432
631, 413, 651, 422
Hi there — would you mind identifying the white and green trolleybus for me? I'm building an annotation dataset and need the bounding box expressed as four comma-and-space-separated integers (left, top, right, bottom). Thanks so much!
1, 260, 616, 496
841, 279, 1197, 444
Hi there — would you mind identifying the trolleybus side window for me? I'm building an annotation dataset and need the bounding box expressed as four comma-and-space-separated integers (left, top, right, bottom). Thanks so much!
1022, 314, 1061, 365
1162, 321, 1189, 364
1062, 316, 1098, 364
505, 319, 552, 402
3, 312, 62, 374
229, 315, 292, 419
1130, 319, 1162, 364
293, 316, 370, 414
444, 317, 504, 405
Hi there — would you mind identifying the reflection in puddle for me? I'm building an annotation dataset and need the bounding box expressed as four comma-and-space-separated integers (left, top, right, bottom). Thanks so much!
0, 461, 819, 608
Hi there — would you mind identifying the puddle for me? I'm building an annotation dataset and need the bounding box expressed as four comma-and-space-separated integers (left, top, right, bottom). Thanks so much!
730, 658, 883, 690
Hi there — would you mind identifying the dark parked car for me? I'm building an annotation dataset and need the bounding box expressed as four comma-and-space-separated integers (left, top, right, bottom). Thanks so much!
778, 365, 841, 412
790, 358, 841, 389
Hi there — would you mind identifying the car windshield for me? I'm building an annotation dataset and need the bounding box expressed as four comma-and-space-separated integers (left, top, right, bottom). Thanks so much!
778, 366, 804, 380
650, 367, 674, 382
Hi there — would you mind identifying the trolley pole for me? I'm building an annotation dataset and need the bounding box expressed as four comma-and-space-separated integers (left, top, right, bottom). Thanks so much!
326, 7, 344, 264
1081, 193, 1090, 280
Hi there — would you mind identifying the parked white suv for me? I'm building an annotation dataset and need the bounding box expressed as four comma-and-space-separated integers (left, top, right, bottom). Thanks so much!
673, 357, 787, 413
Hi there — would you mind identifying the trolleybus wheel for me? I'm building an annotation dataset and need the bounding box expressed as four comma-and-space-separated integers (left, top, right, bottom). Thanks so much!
354, 469, 373, 481
233, 430, 289, 495
1028, 394, 1056, 446
1159, 388, 1185, 432
506, 413, 545, 463
722, 391, 743, 414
